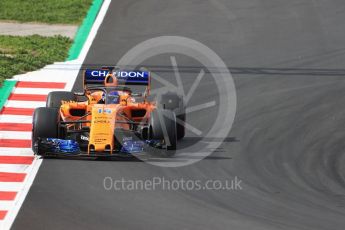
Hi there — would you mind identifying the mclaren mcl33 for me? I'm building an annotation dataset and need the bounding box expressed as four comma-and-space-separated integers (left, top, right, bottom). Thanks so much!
31, 67, 186, 157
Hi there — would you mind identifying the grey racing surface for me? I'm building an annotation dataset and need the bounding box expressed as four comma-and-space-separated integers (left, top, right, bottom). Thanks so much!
12, 0, 345, 230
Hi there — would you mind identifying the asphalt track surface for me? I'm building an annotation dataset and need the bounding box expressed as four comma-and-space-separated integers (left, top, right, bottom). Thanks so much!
12, 0, 345, 229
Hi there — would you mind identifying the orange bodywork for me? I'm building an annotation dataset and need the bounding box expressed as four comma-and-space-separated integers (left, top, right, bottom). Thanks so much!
59, 72, 156, 154
89, 105, 117, 152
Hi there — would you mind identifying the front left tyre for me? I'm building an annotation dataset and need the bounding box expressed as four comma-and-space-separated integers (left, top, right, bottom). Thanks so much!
32, 107, 59, 155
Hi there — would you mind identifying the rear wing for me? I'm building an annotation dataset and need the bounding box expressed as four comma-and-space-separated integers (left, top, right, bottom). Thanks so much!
84, 69, 150, 87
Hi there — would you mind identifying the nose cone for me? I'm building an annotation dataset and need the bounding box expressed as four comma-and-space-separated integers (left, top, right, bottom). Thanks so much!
88, 105, 116, 153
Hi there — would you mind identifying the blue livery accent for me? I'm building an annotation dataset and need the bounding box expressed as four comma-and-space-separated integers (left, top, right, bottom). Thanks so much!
85, 69, 109, 84
46, 138, 80, 153
84, 69, 150, 85
115, 71, 150, 85
120, 140, 145, 153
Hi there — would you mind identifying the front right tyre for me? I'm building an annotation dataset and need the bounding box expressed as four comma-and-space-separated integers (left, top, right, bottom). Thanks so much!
158, 92, 186, 140
46, 91, 76, 108
150, 109, 177, 151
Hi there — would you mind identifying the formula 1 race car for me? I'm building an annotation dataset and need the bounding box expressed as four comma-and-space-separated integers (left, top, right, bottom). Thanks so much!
31, 67, 186, 157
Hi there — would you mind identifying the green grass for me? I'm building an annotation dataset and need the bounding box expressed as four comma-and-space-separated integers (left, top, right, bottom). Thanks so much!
0, 0, 93, 24
0, 35, 72, 84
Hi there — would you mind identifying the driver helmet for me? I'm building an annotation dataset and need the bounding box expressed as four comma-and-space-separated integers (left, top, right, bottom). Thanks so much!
107, 91, 120, 104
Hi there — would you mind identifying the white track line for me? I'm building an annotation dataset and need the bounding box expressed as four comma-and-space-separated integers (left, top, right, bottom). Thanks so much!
0, 132, 31, 140
0, 201, 15, 210
1, 1, 112, 229
78, 0, 112, 62
12, 70, 75, 83
0, 115, 32, 123
0, 148, 33, 156
2, 158, 42, 229
5, 101, 45, 109
0, 165, 32, 174
0, 183, 24, 192
13, 88, 60, 95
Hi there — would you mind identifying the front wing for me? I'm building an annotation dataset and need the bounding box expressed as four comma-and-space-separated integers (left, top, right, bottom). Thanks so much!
33, 138, 162, 158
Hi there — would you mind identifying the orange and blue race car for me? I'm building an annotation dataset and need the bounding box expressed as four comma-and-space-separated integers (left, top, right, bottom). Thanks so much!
31, 67, 186, 157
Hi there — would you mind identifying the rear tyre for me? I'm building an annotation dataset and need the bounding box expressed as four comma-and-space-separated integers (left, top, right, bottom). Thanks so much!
150, 110, 177, 151
158, 92, 185, 140
32, 107, 59, 155
46, 91, 76, 108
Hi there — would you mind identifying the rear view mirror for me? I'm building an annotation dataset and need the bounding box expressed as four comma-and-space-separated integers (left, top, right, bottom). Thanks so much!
74, 92, 85, 96
131, 93, 143, 97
